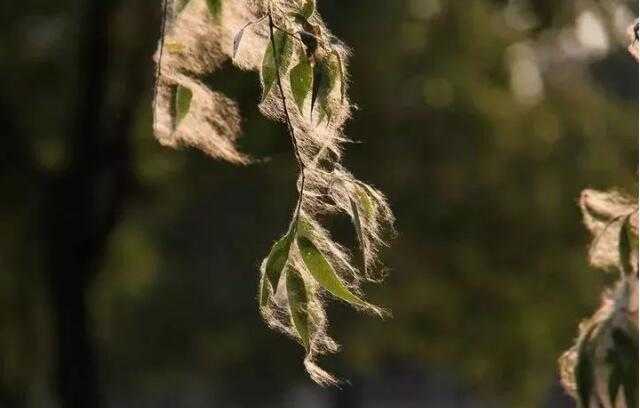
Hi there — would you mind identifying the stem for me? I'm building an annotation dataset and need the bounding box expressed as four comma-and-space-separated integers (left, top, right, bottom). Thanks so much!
268, 11, 306, 228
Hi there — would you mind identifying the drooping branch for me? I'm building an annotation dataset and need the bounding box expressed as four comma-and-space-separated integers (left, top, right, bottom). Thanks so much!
152, 0, 395, 384
558, 22, 639, 408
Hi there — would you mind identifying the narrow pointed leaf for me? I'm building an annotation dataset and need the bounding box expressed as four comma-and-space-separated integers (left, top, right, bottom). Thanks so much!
264, 232, 293, 294
286, 268, 310, 350
350, 197, 367, 275
355, 185, 374, 219
607, 350, 621, 407
332, 51, 346, 102
261, 30, 293, 100
619, 215, 632, 275
259, 262, 270, 307
612, 329, 638, 408
175, 85, 192, 126
290, 51, 313, 114
297, 236, 367, 307
576, 340, 594, 408
206, 0, 221, 19
310, 62, 322, 120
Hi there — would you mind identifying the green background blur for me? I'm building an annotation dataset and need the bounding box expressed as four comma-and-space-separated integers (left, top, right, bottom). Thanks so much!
1, 0, 637, 407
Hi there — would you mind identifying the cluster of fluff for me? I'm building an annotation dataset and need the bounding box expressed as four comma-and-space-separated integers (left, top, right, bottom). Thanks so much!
558, 26, 638, 407
153, 0, 395, 385
558, 189, 638, 405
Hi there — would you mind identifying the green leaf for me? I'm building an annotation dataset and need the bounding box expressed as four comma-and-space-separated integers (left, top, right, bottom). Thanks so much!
355, 185, 374, 219
350, 197, 367, 275
259, 265, 270, 307
206, 0, 221, 19
175, 85, 192, 126
607, 350, 621, 407
264, 232, 294, 296
290, 50, 313, 114
261, 30, 293, 100
619, 215, 633, 275
311, 53, 340, 122
175, 0, 190, 14
332, 51, 346, 102
576, 339, 594, 408
297, 235, 367, 307
299, 0, 315, 19
612, 329, 639, 408
286, 268, 310, 350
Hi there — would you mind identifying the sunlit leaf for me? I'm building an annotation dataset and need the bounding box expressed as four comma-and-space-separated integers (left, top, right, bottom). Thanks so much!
355, 185, 374, 219
311, 53, 340, 122
332, 51, 346, 102
259, 263, 270, 307
261, 30, 293, 100
175, 85, 192, 126
175, 0, 190, 14
290, 50, 313, 114
299, 0, 315, 19
297, 235, 367, 307
350, 197, 367, 275
264, 231, 293, 295
206, 0, 221, 19
286, 267, 310, 350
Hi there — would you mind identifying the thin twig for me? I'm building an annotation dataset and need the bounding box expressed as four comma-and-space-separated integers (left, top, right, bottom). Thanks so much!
268, 11, 306, 229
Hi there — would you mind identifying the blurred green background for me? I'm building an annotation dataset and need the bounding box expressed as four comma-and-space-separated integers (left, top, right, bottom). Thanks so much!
1, 0, 637, 407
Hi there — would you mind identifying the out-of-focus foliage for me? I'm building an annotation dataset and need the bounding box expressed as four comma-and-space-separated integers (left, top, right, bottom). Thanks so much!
0, 0, 637, 406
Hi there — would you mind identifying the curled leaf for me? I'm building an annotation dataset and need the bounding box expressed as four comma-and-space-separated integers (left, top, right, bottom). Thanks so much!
297, 235, 368, 308
350, 197, 367, 275
618, 215, 633, 275
290, 50, 313, 114
286, 267, 310, 350
174, 85, 192, 126
261, 30, 293, 100
233, 21, 252, 58
264, 231, 294, 296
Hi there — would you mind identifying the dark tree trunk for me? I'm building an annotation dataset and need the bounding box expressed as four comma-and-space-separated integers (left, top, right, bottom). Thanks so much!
43, 0, 138, 406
